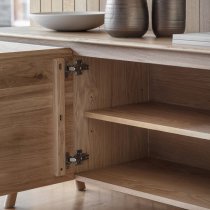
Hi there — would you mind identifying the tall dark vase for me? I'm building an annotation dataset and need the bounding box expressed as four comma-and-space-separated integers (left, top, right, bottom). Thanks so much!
104, 0, 149, 38
152, 0, 186, 37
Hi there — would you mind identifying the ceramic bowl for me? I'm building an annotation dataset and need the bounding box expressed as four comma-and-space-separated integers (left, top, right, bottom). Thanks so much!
30, 12, 105, 32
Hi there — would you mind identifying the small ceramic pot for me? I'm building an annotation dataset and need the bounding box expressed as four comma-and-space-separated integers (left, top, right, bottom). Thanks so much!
152, 0, 186, 37
105, 0, 149, 38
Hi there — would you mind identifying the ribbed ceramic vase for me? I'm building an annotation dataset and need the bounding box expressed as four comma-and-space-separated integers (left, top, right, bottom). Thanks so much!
152, 0, 186, 37
105, 0, 149, 38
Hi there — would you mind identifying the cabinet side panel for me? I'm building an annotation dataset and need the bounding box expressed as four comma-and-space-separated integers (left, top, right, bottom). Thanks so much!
74, 58, 149, 172
0, 56, 74, 195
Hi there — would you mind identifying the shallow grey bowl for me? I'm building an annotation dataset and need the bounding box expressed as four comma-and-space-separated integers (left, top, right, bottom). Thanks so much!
30, 12, 105, 32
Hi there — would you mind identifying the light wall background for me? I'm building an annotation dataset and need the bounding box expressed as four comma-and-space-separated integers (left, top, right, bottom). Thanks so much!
30, 0, 210, 32
0, 0, 13, 26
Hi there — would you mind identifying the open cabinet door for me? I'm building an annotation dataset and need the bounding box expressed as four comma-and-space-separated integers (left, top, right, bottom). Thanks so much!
0, 49, 75, 196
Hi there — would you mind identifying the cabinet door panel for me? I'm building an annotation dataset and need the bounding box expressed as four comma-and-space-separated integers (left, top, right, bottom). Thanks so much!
0, 55, 74, 195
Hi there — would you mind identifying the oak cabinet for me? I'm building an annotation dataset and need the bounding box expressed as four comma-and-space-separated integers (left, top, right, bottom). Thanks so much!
0, 35, 210, 210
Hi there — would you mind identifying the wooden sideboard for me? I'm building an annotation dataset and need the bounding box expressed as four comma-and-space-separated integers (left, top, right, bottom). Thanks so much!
0, 27, 210, 210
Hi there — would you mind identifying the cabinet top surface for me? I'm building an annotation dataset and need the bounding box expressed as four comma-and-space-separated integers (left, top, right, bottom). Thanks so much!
0, 41, 60, 53
0, 40, 70, 59
0, 26, 209, 55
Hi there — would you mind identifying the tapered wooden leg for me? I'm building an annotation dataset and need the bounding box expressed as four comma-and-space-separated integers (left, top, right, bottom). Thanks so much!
4, 193, 17, 209
76, 180, 86, 191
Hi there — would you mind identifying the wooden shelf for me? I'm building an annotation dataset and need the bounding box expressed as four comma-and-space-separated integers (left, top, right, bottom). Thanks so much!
85, 103, 210, 140
76, 159, 210, 210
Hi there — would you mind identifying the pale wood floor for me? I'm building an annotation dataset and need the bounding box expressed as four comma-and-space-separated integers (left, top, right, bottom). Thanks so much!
0, 181, 183, 210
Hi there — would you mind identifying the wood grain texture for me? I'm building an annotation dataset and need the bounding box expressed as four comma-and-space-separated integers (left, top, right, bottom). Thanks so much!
86, 102, 210, 140
4, 193, 17, 209
149, 131, 210, 171
200, 0, 210, 32
65, 73, 74, 162
186, 0, 200, 33
74, 58, 149, 173
63, 0, 75, 12
0, 52, 74, 196
53, 59, 66, 177
149, 65, 210, 110
75, 0, 86, 12
52, 0, 63, 12
149, 65, 210, 170
87, 0, 99, 11
41, 0, 52, 12
30, 0, 41, 13
76, 159, 210, 210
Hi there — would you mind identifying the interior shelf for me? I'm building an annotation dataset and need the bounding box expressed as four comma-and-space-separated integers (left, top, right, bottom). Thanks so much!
85, 102, 210, 140
76, 159, 210, 210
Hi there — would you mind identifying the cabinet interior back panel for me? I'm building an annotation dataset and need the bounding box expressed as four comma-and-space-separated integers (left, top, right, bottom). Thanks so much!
149, 65, 210, 170
74, 58, 150, 173
149, 131, 210, 171
150, 65, 210, 110
30, 0, 210, 32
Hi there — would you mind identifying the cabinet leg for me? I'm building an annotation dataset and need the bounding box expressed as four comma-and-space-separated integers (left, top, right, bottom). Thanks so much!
4, 193, 17, 209
76, 180, 86, 191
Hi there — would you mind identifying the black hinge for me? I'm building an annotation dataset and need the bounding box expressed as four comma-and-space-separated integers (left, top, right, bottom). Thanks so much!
66, 150, 89, 167
65, 60, 89, 77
